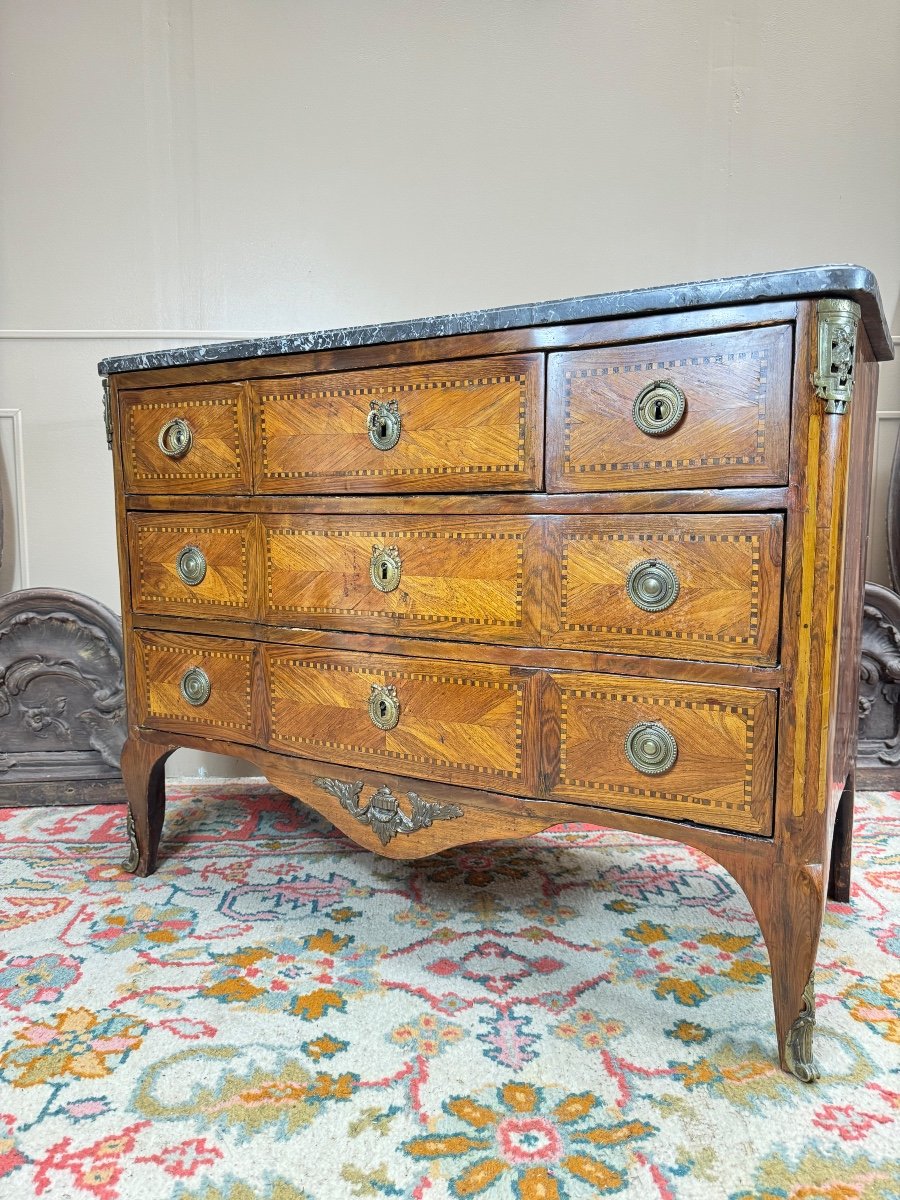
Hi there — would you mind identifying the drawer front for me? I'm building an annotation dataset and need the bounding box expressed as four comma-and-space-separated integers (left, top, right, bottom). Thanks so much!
546, 513, 783, 664
133, 631, 255, 742
547, 325, 792, 491
549, 672, 776, 834
265, 648, 534, 793
264, 515, 541, 644
129, 514, 259, 619
253, 355, 543, 493
121, 383, 252, 494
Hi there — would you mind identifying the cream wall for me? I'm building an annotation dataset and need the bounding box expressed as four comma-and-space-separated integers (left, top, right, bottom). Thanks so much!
2, 0, 899, 776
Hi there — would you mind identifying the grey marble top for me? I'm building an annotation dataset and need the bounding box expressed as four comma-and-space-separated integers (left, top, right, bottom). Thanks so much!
98, 265, 893, 375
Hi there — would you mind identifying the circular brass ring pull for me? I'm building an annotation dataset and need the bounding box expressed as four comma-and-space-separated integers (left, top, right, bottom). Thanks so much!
176, 545, 207, 587
367, 400, 401, 451
368, 683, 400, 731
626, 559, 679, 612
625, 722, 678, 775
180, 666, 211, 707
632, 380, 686, 436
370, 545, 402, 593
157, 417, 193, 458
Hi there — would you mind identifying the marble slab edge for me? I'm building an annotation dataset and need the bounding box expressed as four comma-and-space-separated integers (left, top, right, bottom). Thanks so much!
98, 264, 893, 375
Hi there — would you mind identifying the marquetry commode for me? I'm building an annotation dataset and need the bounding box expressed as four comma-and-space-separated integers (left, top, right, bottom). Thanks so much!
100, 266, 892, 1081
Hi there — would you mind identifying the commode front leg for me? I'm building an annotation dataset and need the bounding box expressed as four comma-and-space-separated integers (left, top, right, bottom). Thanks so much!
737, 858, 825, 1082
121, 736, 173, 877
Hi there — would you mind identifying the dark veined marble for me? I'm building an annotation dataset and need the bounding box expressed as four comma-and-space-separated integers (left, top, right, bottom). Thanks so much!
98, 264, 893, 375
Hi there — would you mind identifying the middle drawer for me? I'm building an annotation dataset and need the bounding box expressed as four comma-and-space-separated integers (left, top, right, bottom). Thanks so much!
128, 511, 783, 665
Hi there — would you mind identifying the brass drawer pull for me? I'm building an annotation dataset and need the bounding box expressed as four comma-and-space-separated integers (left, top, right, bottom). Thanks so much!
367, 399, 401, 450
176, 545, 207, 586
370, 545, 402, 592
180, 666, 211, 707
368, 683, 400, 731
157, 417, 193, 458
626, 559, 680, 612
632, 380, 685, 436
625, 722, 678, 774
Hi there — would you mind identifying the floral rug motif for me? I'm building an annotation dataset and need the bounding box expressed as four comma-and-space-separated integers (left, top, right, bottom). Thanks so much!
0, 782, 898, 1199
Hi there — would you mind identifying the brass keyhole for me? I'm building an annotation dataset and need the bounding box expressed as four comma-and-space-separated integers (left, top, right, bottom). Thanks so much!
367, 400, 401, 450
632, 380, 686, 436
368, 683, 400, 731
370, 545, 402, 593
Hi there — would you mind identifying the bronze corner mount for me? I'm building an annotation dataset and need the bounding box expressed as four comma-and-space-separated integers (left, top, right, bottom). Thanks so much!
814, 298, 861, 415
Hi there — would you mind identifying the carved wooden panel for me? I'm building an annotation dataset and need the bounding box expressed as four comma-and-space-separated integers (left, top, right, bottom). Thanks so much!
265, 648, 533, 793
545, 513, 783, 663
121, 383, 252, 494
263, 515, 540, 644
128, 513, 260, 620
0, 590, 126, 805
547, 325, 792, 491
133, 631, 255, 742
253, 355, 543, 493
548, 671, 776, 834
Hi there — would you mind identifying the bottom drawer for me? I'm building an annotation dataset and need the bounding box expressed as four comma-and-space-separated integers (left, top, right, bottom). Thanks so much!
133, 631, 255, 743
131, 630, 775, 837
549, 671, 776, 835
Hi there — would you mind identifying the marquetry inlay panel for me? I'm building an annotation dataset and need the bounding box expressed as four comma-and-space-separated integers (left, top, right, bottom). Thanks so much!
547, 325, 792, 491
265, 648, 529, 792
128, 513, 258, 619
133, 632, 254, 741
121, 383, 252, 494
548, 513, 783, 663
253, 355, 543, 493
550, 671, 776, 834
263, 515, 539, 645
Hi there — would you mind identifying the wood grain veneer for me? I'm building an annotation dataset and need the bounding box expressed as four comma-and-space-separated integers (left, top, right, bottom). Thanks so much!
105, 277, 887, 1081
548, 325, 792, 492
121, 383, 252, 494
252, 354, 544, 494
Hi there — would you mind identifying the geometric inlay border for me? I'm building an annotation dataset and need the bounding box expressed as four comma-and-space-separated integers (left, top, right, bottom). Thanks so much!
562, 349, 769, 475
560, 532, 762, 645
558, 685, 756, 814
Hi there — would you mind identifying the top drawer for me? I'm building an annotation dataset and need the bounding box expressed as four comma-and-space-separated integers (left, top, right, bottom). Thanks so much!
547, 325, 792, 492
121, 383, 252, 495
251, 355, 543, 493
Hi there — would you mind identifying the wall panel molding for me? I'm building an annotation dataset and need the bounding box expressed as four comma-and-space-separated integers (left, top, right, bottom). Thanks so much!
0, 409, 29, 592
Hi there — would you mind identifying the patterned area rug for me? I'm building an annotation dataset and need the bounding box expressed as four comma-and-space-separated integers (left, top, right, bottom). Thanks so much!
0, 783, 897, 1200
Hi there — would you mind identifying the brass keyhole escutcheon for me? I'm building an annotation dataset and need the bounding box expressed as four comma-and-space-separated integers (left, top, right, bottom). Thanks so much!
370, 545, 402, 593
368, 683, 400, 731
180, 666, 211, 707
632, 381, 686, 436
367, 400, 401, 450
157, 417, 193, 458
176, 545, 207, 587
626, 559, 679, 612
625, 722, 678, 775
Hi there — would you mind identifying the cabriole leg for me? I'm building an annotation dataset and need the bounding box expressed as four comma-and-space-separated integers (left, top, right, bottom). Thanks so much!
121, 736, 173, 877
827, 767, 855, 903
738, 859, 825, 1082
